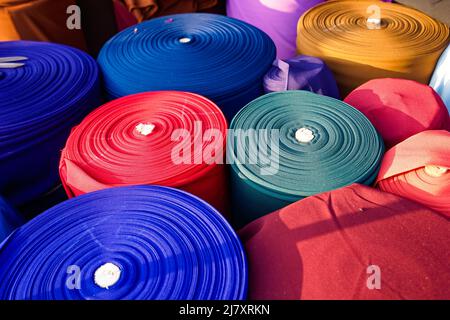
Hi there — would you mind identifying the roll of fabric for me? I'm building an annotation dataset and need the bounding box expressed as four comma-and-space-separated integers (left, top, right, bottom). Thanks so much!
0, 41, 100, 207
240, 183, 450, 300
0, 185, 247, 300
98, 13, 275, 121
228, 91, 384, 227
263, 55, 340, 99
60, 91, 228, 215
344, 78, 450, 149
0, 0, 87, 50
0, 196, 23, 243
227, 0, 324, 60
297, 0, 450, 97
430, 44, 450, 112
376, 130, 450, 217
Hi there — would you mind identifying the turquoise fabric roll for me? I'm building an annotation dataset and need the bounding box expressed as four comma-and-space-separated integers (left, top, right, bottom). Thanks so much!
430, 44, 450, 112
228, 91, 384, 227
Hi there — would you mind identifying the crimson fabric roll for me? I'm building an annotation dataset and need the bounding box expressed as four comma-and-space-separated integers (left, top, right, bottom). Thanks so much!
263, 55, 340, 99
60, 91, 229, 215
0, 41, 100, 207
344, 79, 449, 149
376, 130, 450, 217
0, 196, 23, 242
240, 184, 450, 300
227, 0, 324, 60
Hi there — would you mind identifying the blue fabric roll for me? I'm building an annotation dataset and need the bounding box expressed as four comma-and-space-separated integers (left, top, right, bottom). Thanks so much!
0, 196, 23, 243
0, 185, 247, 300
98, 13, 276, 121
263, 55, 340, 99
430, 44, 450, 113
0, 41, 100, 207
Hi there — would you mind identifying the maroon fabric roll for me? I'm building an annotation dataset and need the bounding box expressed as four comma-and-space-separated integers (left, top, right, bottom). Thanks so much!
240, 184, 450, 300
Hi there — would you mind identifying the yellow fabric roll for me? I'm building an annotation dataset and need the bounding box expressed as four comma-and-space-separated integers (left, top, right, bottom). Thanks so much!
297, 0, 450, 96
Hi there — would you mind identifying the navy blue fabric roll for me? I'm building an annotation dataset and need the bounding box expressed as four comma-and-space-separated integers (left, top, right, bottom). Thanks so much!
98, 13, 276, 121
0, 196, 23, 243
0, 185, 247, 300
0, 41, 100, 207
263, 55, 340, 99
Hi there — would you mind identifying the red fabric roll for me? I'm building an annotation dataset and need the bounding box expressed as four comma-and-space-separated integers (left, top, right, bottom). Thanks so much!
376, 130, 450, 217
344, 78, 449, 149
240, 184, 450, 300
60, 91, 229, 215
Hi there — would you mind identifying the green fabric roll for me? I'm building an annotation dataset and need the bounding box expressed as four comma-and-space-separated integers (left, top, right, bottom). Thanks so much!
228, 91, 384, 228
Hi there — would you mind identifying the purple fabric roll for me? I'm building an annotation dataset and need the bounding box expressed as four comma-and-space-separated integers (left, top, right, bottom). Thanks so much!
227, 0, 324, 59
264, 55, 340, 99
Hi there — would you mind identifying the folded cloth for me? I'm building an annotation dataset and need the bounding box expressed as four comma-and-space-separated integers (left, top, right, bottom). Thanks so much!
240, 183, 450, 300
0, 186, 247, 300
228, 91, 384, 227
264, 55, 340, 99
60, 91, 229, 216
376, 130, 450, 217
344, 78, 449, 149
297, 0, 450, 96
0, 0, 87, 50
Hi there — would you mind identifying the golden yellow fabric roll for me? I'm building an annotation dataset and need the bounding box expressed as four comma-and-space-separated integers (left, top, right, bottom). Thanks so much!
297, 0, 450, 96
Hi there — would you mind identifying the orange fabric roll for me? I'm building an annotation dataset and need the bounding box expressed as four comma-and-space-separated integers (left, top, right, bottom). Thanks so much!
297, 0, 450, 96
0, 0, 87, 51
376, 130, 450, 217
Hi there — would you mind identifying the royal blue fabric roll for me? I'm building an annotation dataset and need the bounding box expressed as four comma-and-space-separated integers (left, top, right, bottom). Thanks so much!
0, 41, 100, 207
263, 55, 340, 99
98, 13, 276, 121
0, 196, 23, 243
430, 44, 450, 112
0, 185, 247, 300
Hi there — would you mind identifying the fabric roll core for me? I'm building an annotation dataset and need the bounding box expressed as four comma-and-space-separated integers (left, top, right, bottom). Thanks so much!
179, 37, 192, 43
135, 123, 155, 136
295, 128, 314, 143
424, 165, 448, 177
94, 263, 122, 289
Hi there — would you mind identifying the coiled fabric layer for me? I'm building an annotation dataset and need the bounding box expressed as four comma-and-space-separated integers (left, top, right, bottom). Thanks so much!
344, 78, 449, 149
228, 91, 384, 227
0, 41, 100, 207
226, 0, 324, 60
98, 13, 276, 121
60, 91, 228, 215
240, 184, 450, 300
0, 185, 247, 300
376, 130, 450, 217
297, 0, 450, 96
0, 196, 23, 242
263, 55, 340, 99
430, 44, 450, 112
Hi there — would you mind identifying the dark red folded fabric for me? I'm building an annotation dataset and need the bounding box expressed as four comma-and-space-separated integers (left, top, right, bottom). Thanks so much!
240, 184, 450, 300
344, 78, 449, 149
376, 130, 450, 217
59, 91, 229, 216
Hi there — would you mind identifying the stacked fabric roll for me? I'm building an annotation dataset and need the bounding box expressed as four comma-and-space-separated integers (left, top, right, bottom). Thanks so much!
0, 196, 23, 242
297, 0, 450, 96
0, 41, 100, 207
0, 186, 247, 300
228, 91, 384, 227
263, 55, 340, 99
376, 130, 450, 217
240, 184, 450, 300
430, 44, 450, 111
227, 0, 324, 59
344, 78, 449, 149
98, 13, 276, 121
60, 91, 228, 215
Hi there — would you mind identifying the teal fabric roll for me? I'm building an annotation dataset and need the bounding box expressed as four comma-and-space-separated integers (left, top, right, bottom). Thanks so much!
228, 91, 384, 227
